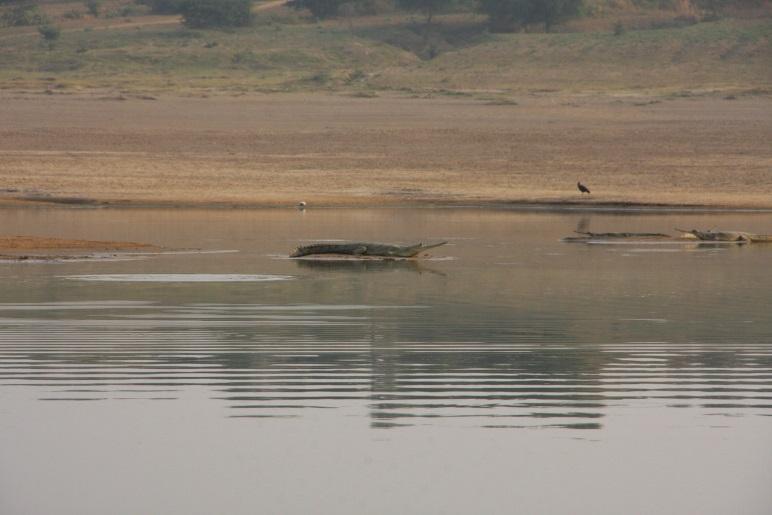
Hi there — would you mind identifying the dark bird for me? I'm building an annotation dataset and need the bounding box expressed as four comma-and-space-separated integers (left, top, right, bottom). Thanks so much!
577, 182, 591, 194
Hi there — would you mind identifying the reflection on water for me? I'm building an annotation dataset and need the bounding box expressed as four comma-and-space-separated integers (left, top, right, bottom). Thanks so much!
1, 300, 770, 430
293, 257, 446, 275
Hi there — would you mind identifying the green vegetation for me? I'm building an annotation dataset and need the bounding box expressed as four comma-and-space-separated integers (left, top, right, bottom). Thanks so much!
138, 0, 187, 14
180, 0, 254, 28
38, 24, 61, 50
0, 0, 769, 95
1, 2, 46, 27
288, 0, 345, 19
137, 0, 255, 26
694, 0, 767, 16
85, 0, 101, 17
479, 0, 583, 32
396, 0, 453, 25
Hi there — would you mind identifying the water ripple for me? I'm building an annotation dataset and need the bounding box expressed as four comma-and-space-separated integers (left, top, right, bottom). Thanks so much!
0, 302, 770, 429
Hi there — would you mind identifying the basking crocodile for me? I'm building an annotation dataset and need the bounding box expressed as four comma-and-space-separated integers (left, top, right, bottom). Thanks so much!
290, 241, 447, 258
675, 229, 772, 242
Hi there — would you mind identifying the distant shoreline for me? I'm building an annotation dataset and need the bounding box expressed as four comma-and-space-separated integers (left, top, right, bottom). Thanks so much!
2, 196, 772, 213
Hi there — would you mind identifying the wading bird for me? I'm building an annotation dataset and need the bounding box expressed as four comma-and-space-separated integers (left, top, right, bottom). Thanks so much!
577, 182, 591, 194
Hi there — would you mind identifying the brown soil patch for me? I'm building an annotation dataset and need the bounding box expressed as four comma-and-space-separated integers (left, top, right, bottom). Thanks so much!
0, 236, 156, 252
1, 92, 771, 209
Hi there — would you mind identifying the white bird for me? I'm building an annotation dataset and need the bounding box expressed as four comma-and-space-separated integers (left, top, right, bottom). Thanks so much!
297, 201, 307, 209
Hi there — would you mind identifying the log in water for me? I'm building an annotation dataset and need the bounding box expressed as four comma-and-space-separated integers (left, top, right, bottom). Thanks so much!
562, 231, 672, 242
676, 229, 772, 242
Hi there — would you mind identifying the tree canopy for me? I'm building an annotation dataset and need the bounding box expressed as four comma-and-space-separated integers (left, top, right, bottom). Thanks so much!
287, 0, 345, 19
0, 2, 46, 27
137, 0, 187, 14
478, 0, 583, 32
180, 0, 253, 28
397, 0, 454, 24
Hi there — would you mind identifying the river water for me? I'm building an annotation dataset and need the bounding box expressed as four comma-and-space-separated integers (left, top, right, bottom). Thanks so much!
1, 208, 770, 514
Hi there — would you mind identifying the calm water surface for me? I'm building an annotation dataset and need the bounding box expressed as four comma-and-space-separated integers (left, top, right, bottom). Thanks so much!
0, 208, 771, 514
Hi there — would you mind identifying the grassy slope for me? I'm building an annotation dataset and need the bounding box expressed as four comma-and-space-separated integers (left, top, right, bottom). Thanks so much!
383, 20, 772, 93
0, 3, 770, 95
0, 22, 417, 93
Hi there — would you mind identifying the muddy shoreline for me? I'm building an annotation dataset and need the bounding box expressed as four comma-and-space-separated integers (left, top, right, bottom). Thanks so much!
2, 196, 772, 212
0, 235, 159, 261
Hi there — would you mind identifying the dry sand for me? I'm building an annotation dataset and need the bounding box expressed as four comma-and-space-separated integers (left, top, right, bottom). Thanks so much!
1, 91, 771, 209
0, 235, 156, 259
0, 236, 155, 251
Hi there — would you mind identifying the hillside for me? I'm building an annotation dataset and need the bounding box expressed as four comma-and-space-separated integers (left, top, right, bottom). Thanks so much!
0, 1, 770, 96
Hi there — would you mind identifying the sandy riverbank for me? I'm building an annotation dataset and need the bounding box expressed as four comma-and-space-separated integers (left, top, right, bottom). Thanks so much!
1, 92, 771, 210
0, 235, 157, 261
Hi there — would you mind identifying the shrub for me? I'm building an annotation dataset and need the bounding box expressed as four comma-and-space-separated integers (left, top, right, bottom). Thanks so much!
85, 0, 101, 17
347, 69, 366, 82
180, 0, 254, 28
1, 3, 47, 27
288, 0, 345, 19
479, 0, 584, 33
137, 0, 187, 14
38, 24, 61, 49
307, 70, 331, 83
397, 0, 452, 25
109, 4, 144, 17
63, 10, 85, 19
648, 14, 699, 29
